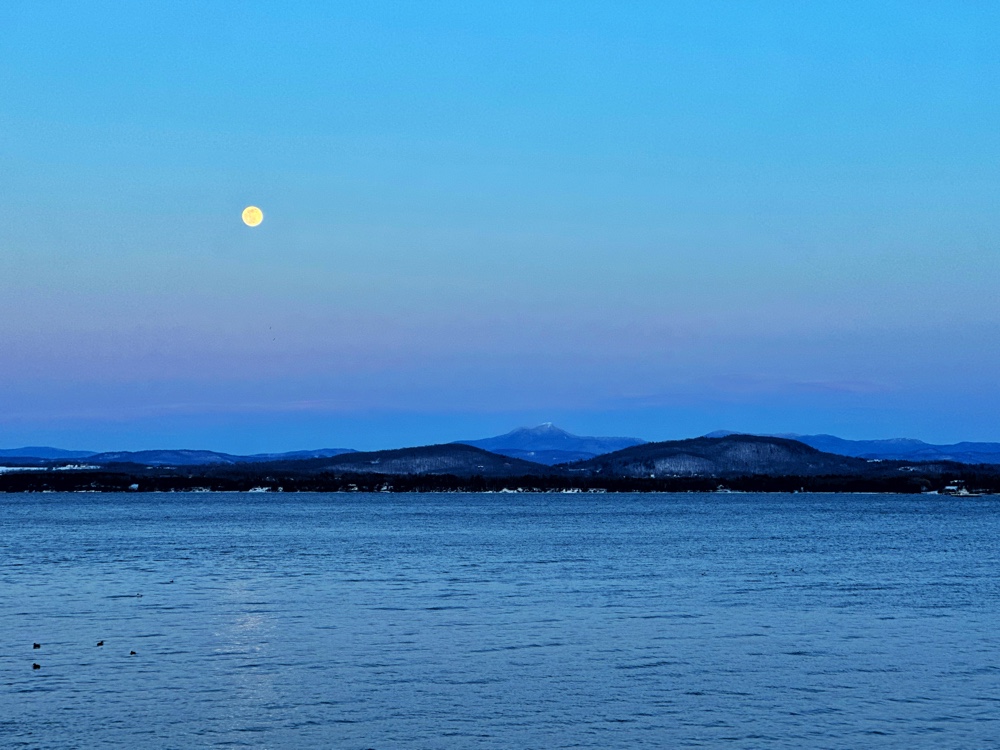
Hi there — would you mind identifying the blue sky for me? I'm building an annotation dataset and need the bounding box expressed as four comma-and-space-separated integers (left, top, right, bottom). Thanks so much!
2, 1, 999, 451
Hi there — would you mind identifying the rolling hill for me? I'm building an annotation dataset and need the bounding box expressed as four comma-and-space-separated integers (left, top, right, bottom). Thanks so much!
268, 443, 552, 477
706, 431, 1000, 465
571, 434, 877, 477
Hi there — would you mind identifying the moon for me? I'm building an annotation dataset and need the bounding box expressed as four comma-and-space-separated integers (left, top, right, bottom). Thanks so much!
242, 206, 263, 227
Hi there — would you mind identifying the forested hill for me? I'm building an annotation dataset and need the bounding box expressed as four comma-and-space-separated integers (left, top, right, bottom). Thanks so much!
255, 443, 553, 477
568, 435, 889, 477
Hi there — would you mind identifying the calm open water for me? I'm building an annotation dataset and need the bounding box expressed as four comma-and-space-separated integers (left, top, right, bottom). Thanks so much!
2, 492, 1000, 749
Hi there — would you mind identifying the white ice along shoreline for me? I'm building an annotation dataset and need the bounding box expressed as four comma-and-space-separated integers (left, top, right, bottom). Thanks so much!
0, 464, 99, 473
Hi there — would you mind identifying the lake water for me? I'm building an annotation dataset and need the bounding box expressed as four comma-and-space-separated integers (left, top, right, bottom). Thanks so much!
3, 492, 1000, 748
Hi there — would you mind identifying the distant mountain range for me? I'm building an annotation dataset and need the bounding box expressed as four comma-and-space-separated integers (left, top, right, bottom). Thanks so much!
456, 422, 645, 465
0, 447, 355, 467
0, 447, 98, 460
4, 433, 994, 494
0, 423, 646, 468
4, 424, 1000, 470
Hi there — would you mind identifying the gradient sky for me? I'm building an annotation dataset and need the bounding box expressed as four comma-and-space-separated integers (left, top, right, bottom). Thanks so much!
2, 1, 999, 451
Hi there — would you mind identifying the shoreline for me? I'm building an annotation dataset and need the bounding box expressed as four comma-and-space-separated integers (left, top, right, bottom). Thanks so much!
2, 486, 996, 497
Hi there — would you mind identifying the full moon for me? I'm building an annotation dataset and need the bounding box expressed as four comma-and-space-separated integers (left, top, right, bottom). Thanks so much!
242, 206, 263, 227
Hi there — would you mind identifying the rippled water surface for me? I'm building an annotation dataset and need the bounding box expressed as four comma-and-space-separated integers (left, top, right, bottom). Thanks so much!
3, 492, 1000, 748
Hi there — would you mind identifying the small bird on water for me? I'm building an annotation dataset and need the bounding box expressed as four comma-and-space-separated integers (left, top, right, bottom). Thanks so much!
33, 643, 40, 649
32, 663, 40, 670
97, 641, 104, 647
130, 651, 137, 656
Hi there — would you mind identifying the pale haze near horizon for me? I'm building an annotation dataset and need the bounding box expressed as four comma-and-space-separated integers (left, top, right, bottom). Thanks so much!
1, 1, 998, 452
